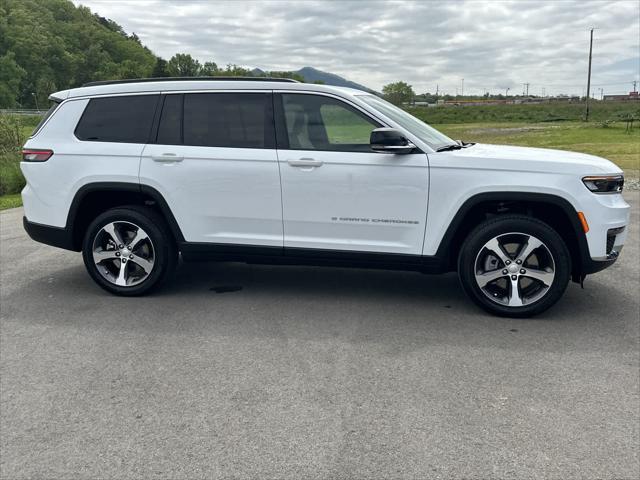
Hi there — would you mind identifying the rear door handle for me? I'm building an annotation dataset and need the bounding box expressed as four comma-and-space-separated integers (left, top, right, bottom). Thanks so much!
287, 158, 323, 167
151, 153, 184, 162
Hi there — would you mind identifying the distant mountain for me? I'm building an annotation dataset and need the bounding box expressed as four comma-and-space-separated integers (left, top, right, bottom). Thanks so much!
294, 67, 374, 92
251, 66, 373, 92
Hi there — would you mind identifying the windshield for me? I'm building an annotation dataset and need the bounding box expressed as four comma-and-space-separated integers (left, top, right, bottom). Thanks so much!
358, 95, 454, 150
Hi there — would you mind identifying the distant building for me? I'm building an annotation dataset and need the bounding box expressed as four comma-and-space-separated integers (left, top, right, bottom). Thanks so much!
603, 92, 639, 101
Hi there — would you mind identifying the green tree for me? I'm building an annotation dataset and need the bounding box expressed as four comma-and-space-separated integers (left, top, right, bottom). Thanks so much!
151, 57, 169, 77
0, 0, 156, 107
382, 81, 415, 105
201, 61, 218, 76
217, 64, 251, 76
167, 53, 202, 76
0, 52, 26, 107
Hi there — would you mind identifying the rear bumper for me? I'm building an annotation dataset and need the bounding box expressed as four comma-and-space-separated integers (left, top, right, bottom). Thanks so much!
23, 217, 78, 251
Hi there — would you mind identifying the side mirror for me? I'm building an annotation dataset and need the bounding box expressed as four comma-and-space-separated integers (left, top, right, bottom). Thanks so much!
370, 128, 416, 154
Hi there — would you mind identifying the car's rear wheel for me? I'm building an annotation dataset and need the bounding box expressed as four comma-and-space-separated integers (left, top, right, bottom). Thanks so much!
458, 215, 571, 317
82, 206, 177, 295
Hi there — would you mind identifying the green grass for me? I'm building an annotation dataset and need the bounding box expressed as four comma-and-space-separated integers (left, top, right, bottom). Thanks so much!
0, 193, 22, 210
0, 113, 35, 197
407, 101, 640, 124
435, 121, 640, 173
0, 152, 25, 196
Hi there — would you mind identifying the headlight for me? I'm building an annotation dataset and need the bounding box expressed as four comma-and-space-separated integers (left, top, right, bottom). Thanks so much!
582, 175, 624, 194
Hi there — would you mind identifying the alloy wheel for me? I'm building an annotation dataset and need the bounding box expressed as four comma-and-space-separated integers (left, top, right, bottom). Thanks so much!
474, 232, 556, 307
92, 221, 155, 287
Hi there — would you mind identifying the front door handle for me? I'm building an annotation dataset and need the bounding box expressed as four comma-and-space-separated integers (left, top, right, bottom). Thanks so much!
287, 158, 323, 167
151, 153, 184, 162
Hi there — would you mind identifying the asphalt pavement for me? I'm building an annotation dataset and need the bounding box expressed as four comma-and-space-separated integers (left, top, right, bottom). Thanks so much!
1, 193, 639, 479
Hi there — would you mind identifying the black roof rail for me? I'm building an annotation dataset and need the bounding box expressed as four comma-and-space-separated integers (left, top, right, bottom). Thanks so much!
82, 76, 300, 87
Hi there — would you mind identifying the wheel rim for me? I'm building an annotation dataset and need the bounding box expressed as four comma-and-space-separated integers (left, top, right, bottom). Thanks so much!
474, 232, 555, 307
92, 221, 155, 287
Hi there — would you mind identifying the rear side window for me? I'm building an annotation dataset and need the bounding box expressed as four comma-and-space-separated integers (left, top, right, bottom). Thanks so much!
182, 93, 274, 149
157, 94, 182, 145
75, 95, 159, 143
31, 101, 61, 137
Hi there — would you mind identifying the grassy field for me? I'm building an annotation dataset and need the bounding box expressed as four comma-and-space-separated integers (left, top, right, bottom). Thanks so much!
407, 101, 640, 124
1, 103, 639, 210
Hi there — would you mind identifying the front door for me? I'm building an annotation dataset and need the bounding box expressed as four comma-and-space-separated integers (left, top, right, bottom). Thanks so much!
276, 93, 429, 255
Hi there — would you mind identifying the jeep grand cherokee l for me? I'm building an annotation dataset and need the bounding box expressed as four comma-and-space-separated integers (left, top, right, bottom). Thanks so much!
21, 78, 630, 317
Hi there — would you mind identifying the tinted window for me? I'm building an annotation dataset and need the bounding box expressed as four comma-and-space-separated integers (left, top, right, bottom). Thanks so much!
280, 94, 379, 152
75, 95, 158, 143
157, 94, 182, 145
31, 101, 60, 136
183, 93, 273, 148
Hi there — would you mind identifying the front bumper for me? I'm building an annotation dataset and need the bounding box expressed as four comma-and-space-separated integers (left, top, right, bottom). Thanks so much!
581, 253, 619, 275
582, 192, 630, 261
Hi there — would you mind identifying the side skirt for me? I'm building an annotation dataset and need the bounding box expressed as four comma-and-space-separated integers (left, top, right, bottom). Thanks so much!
179, 242, 448, 274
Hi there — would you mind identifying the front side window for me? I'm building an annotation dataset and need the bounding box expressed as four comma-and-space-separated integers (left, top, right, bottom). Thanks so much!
183, 92, 273, 149
280, 94, 380, 152
75, 95, 159, 143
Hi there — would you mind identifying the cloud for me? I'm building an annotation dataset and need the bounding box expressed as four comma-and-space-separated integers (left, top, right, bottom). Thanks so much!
74, 0, 640, 95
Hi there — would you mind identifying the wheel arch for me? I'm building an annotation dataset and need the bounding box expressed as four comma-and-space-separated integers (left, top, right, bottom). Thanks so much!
435, 191, 590, 279
66, 182, 185, 250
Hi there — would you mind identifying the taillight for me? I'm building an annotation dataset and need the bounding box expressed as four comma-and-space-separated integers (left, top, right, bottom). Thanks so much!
22, 149, 53, 162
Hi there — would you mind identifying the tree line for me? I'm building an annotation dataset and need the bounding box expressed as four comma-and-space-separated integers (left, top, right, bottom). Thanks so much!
0, 0, 309, 108
2, 0, 433, 109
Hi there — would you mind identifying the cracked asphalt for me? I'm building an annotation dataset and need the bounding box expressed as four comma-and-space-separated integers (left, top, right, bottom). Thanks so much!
1, 192, 638, 479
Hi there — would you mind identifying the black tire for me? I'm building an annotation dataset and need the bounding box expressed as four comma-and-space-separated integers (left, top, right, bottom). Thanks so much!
458, 215, 571, 318
82, 206, 178, 296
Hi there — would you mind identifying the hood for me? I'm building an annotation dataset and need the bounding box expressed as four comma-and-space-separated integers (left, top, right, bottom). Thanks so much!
433, 143, 622, 176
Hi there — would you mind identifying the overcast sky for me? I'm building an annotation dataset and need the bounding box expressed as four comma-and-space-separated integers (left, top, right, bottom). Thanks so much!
75, 0, 639, 96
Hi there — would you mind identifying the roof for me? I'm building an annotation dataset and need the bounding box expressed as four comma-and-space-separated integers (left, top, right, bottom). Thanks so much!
49, 79, 368, 102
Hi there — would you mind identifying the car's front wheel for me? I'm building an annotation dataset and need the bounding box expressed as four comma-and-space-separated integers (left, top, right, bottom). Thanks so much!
458, 215, 571, 317
82, 206, 177, 295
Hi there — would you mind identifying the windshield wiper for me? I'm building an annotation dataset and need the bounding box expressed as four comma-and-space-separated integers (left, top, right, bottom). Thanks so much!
436, 140, 476, 152
436, 143, 464, 152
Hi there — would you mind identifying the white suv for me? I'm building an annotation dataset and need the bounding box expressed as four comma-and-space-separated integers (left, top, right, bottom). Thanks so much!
21, 78, 630, 317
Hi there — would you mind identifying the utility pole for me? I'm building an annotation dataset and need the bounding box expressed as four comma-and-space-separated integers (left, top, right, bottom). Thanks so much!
461, 78, 464, 97
633, 80, 638, 93
522, 83, 530, 96
585, 27, 594, 121
599, 87, 604, 100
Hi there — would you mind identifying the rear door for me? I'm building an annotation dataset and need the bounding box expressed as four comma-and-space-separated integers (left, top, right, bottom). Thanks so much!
275, 92, 429, 255
140, 91, 283, 246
